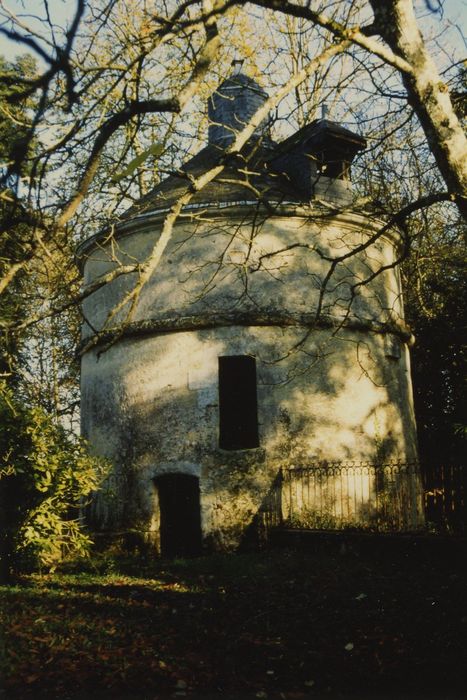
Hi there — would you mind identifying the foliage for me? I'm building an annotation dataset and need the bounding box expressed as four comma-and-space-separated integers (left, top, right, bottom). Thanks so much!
0, 53, 37, 182
0, 54, 38, 382
0, 382, 109, 577
1, 56, 81, 423
403, 211, 467, 465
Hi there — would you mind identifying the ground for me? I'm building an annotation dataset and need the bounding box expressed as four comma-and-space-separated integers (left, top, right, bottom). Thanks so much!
1, 536, 466, 699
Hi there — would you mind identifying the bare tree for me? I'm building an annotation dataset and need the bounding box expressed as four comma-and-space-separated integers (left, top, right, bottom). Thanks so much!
0, 0, 464, 427
246, 0, 466, 217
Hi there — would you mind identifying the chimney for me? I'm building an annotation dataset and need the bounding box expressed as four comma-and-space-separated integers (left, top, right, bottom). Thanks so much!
207, 69, 270, 148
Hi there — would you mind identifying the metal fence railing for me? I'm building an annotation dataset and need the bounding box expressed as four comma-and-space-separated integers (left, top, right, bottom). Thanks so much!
423, 463, 466, 534
283, 462, 424, 531
258, 461, 466, 536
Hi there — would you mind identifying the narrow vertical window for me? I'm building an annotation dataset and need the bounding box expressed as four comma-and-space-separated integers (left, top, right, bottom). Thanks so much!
218, 355, 259, 450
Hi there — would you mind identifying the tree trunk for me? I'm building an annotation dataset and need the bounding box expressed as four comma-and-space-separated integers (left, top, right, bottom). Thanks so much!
369, 0, 467, 219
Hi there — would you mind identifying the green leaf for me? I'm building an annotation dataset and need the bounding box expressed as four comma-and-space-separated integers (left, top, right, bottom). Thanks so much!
110, 143, 163, 183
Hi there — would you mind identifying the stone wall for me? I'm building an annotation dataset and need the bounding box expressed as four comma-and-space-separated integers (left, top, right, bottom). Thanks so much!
80, 206, 408, 341
81, 325, 420, 549
79, 204, 421, 552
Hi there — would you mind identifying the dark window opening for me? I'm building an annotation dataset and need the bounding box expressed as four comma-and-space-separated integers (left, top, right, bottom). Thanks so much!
319, 158, 350, 180
155, 473, 202, 558
218, 355, 259, 450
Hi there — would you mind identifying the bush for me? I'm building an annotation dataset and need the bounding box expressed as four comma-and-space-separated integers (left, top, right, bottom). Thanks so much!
0, 382, 108, 578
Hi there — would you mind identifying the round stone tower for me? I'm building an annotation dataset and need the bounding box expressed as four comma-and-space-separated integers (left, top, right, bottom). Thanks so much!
78, 70, 423, 556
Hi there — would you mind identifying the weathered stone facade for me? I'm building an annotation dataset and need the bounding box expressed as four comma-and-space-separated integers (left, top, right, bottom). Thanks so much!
78, 73, 423, 555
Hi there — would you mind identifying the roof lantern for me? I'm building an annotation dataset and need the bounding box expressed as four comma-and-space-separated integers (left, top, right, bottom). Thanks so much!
305, 118, 366, 181
268, 112, 366, 204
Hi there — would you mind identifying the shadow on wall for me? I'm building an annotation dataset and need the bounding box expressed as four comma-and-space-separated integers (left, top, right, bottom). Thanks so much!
239, 469, 285, 550
84, 323, 419, 551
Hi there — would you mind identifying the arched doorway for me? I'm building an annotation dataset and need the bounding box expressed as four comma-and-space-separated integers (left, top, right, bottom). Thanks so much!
155, 474, 202, 558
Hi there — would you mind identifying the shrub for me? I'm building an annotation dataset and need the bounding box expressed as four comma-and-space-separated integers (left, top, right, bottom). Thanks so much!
0, 382, 108, 578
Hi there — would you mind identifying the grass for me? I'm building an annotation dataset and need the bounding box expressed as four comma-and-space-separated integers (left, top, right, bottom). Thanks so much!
1, 540, 467, 699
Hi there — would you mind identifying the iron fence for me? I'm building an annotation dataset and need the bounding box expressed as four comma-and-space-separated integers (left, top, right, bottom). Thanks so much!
258, 461, 466, 535
423, 463, 466, 534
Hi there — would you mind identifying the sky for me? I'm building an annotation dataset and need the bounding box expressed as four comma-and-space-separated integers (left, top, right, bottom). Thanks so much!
0, 0, 75, 62
0, 0, 465, 66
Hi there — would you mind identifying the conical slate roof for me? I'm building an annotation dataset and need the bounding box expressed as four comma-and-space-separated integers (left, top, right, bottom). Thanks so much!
121, 140, 304, 222
120, 72, 366, 223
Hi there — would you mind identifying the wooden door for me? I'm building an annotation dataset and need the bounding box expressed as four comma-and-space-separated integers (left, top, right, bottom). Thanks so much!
156, 474, 202, 558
